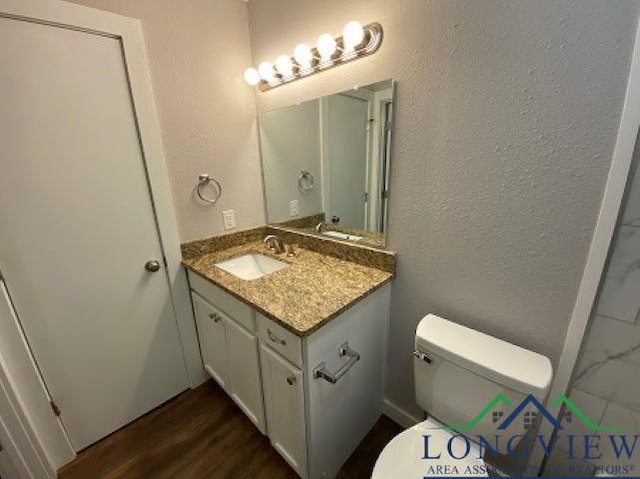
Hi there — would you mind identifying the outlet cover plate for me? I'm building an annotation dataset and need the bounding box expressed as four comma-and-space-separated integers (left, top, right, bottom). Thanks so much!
289, 200, 299, 217
222, 210, 236, 230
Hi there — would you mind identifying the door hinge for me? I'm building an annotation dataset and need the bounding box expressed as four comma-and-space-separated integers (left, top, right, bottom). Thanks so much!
381, 189, 389, 199
364, 192, 368, 202
50, 400, 61, 417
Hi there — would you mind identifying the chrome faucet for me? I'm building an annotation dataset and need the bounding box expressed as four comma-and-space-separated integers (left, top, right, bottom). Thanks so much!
263, 234, 285, 254
314, 221, 326, 233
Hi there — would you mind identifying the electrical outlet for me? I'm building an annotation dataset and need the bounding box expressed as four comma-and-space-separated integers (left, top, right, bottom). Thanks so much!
289, 200, 299, 217
222, 210, 236, 230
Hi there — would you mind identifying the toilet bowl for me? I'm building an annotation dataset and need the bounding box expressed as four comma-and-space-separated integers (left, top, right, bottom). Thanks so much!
372, 314, 553, 479
373, 418, 488, 478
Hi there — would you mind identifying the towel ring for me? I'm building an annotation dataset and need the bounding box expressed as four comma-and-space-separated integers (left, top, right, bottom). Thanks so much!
197, 173, 222, 204
298, 170, 314, 192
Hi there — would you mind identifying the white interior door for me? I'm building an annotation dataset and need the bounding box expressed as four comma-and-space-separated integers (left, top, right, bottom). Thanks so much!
0, 15, 188, 450
0, 443, 20, 479
326, 94, 369, 230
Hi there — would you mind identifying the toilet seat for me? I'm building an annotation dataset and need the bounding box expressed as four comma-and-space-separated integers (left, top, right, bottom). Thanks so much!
372, 418, 488, 478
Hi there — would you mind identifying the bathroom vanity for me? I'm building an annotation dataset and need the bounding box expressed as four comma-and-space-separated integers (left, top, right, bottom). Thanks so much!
182, 230, 394, 479
181, 77, 397, 479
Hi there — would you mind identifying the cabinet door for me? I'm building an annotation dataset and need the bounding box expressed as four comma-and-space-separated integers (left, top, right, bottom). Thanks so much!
226, 318, 266, 433
260, 344, 307, 477
192, 293, 229, 389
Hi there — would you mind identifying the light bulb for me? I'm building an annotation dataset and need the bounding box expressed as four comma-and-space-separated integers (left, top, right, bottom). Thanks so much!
316, 33, 337, 61
343, 21, 364, 51
275, 55, 293, 77
258, 61, 275, 81
243, 67, 260, 86
293, 43, 312, 68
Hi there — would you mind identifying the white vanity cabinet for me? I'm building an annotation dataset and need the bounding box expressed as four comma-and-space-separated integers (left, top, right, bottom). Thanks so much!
188, 269, 391, 479
190, 275, 266, 433
225, 316, 265, 431
191, 293, 229, 388
260, 343, 307, 476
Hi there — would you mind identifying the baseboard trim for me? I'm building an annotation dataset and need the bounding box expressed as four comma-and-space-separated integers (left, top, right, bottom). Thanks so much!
382, 399, 422, 429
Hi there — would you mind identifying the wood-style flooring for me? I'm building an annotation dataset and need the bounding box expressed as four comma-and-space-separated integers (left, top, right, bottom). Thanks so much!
58, 380, 402, 479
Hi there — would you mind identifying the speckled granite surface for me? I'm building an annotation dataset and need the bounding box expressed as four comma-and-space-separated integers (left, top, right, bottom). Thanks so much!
274, 212, 325, 229
183, 241, 393, 336
273, 213, 387, 249
181, 227, 267, 260
297, 225, 386, 249
183, 225, 396, 274
267, 226, 395, 274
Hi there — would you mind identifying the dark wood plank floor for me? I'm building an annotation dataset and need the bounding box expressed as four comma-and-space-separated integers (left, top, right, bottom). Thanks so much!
58, 380, 402, 479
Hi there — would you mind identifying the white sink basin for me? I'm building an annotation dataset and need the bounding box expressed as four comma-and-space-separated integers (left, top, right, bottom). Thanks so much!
322, 231, 363, 242
215, 253, 289, 280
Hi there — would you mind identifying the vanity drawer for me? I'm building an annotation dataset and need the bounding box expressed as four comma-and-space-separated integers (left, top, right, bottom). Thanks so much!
256, 313, 302, 367
188, 270, 255, 333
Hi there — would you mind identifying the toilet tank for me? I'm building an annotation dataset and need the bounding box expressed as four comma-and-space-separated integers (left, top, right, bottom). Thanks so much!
414, 315, 553, 451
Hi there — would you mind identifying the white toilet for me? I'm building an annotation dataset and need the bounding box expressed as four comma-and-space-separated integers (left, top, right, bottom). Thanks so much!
373, 314, 553, 478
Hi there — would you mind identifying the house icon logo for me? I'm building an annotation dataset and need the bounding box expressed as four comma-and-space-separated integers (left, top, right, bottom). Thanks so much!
430, 393, 623, 432
496, 394, 562, 430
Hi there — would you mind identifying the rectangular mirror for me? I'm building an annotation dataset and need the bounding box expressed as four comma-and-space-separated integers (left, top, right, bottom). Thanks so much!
259, 79, 395, 249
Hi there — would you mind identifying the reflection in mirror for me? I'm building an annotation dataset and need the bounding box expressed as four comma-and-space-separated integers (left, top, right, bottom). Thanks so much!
259, 79, 394, 249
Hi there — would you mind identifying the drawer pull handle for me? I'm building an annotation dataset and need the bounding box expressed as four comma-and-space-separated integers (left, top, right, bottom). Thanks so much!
286, 375, 296, 386
313, 342, 360, 385
267, 328, 286, 346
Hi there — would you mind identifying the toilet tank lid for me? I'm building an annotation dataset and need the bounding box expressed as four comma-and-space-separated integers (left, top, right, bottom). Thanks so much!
416, 314, 553, 397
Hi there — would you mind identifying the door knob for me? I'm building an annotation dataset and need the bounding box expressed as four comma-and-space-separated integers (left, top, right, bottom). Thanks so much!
145, 260, 161, 273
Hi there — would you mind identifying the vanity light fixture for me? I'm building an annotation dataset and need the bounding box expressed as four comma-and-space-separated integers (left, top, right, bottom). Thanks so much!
274, 55, 294, 78
294, 43, 313, 70
258, 61, 276, 82
316, 33, 337, 63
244, 67, 260, 86
244, 20, 383, 92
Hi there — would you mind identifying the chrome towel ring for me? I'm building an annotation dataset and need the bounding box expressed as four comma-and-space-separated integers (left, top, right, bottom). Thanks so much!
298, 170, 314, 192
197, 173, 222, 204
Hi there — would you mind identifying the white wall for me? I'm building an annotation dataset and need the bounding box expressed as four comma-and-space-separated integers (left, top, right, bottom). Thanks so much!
67, 0, 265, 241
260, 99, 323, 222
247, 0, 640, 416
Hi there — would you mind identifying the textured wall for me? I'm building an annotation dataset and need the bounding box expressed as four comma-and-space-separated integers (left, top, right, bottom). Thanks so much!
247, 0, 638, 416
67, 0, 265, 241
260, 99, 323, 222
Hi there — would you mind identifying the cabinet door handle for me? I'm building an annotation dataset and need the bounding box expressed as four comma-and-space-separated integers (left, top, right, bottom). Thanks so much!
209, 312, 221, 322
313, 342, 360, 385
267, 328, 286, 346
286, 375, 296, 386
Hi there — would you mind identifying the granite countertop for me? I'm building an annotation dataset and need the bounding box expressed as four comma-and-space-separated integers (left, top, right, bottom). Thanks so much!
298, 226, 386, 249
183, 241, 393, 337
